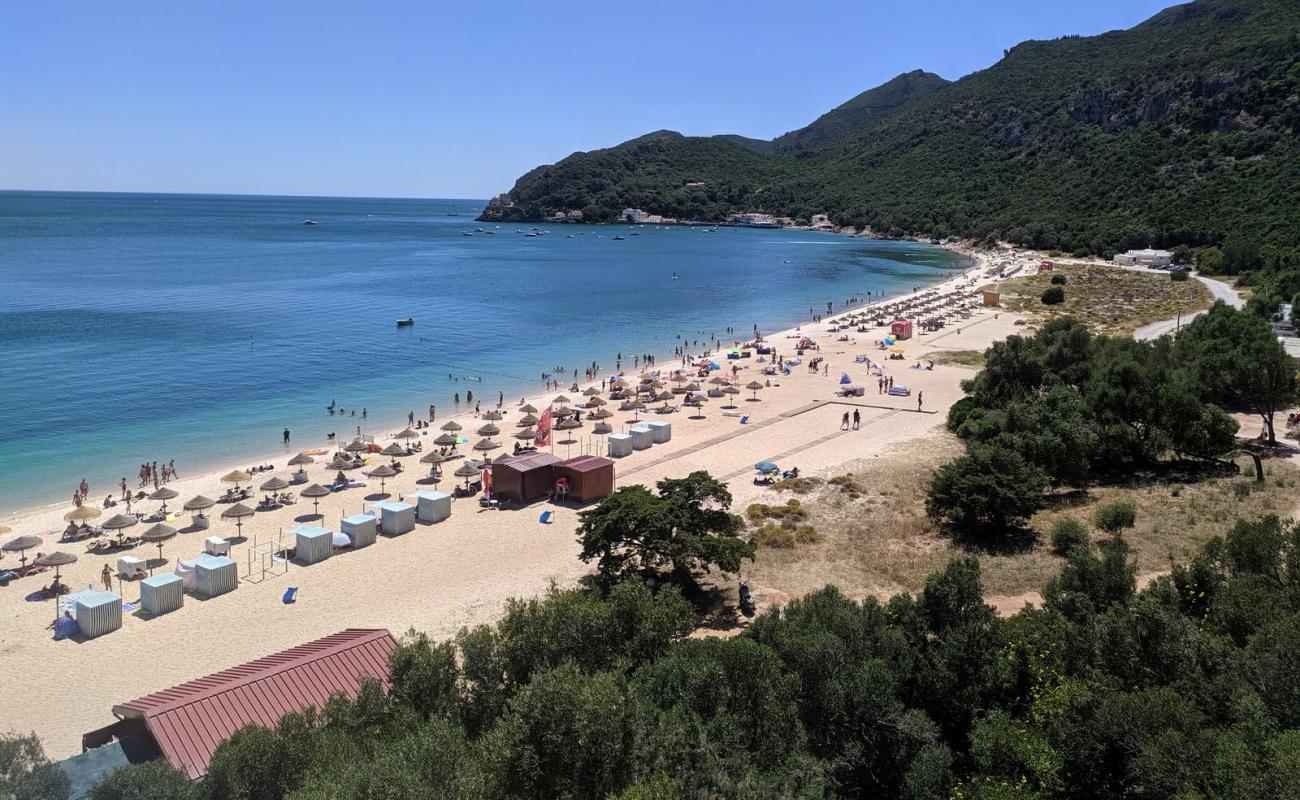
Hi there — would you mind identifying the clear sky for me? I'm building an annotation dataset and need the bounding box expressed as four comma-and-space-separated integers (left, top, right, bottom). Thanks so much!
1, 0, 1179, 199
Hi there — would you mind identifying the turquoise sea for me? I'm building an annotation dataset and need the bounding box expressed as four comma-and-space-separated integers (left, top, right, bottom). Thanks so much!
0, 191, 969, 512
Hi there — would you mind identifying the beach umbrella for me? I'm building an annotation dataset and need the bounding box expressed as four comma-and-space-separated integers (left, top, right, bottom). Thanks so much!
685, 382, 701, 392
380, 443, 406, 457
365, 463, 397, 495
477, 422, 500, 436
259, 476, 289, 492
395, 428, 420, 440
592, 421, 613, 435
670, 373, 688, 383
454, 462, 479, 488
555, 417, 583, 450
473, 438, 500, 453
183, 496, 215, 526
708, 376, 726, 385
221, 502, 255, 536
221, 469, 251, 486
514, 426, 537, 440
519, 403, 538, 414
64, 506, 102, 524
553, 405, 575, 418
588, 408, 612, 420
721, 385, 740, 409
148, 486, 178, 514
420, 451, 452, 464
344, 439, 370, 453
626, 399, 645, 420
434, 432, 459, 447
35, 551, 77, 620
656, 391, 674, 403
3, 535, 42, 567
755, 461, 779, 473
518, 413, 539, 427
300, 483, 332, 516
102, 513, 138, 536
552, 394, 570, 404
481, 409, 503, 421
139, 523, 177, 574
440, 421, 463, 432
582, 386, 601, 396
746, 381, 765, 400
288, 453, 314, 466
585, 396, 607, 407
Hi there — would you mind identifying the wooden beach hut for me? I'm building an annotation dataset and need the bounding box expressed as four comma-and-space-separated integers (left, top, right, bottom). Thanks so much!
491, 452, 560, 504
889, 319, 913, 340
554, 456, 615, 503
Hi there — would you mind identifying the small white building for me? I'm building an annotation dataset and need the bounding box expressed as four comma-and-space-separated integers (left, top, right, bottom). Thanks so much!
622, 208, 650, 223
1114, 248, 1173, 266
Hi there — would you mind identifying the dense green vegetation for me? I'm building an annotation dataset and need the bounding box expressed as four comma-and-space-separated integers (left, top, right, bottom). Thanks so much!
11, 517, 1300, 799
484, 0, 1300, 269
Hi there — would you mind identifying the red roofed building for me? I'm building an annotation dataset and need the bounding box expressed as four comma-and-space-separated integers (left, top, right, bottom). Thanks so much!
79, 628, 397, 780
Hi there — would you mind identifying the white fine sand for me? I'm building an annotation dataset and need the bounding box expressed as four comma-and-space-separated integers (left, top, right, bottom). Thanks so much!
0, 256, 1029, 759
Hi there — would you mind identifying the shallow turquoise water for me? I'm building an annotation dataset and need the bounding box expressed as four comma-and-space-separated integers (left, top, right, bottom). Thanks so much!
0, 191, 968, 510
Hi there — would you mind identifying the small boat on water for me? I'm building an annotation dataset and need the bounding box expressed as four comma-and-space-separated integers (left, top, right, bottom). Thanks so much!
302, 219, 318, 226
612, 236, 625, 240
396, 318, 414, 327
462, 231, 473, 237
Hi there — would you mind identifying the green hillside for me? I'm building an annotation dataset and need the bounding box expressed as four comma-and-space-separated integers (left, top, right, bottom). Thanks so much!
482, 0, 1300, 262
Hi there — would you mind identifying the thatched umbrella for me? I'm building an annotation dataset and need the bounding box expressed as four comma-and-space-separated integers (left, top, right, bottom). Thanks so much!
588, 408, 612, 420
582, 386, 601, 396
329, 456, 358, 470
434, 432, 460, 448
260, 476, 289, 492
221, 502, 255, 537
481, 409, 503, 421
592, 421, 613, 435
3, 535, 42, 567
183, 495, 215, 527
656, 391, 674, 403
103, 513, 139, 538
746, 380, 765, 401
625, 399, 646, 420
395, 428, 420, 441
585, 395, 607, 407
708, 376, 726, 386
553, 405, 575, 418
688, 393, 709, 420
441, 420, 463, 432
300, 483, 332, 517
685, 382, 701, 392
722, 385, 740, 409
148, 487, 178, 515
473, 438, 500, 453
288, 453, 315, 466
519, 403, 538, 414
344, 439, 370, 454
380, 443, 406, 457
453, 461, 479, 489
477, 422, 500, 436
514, 426, 537, 440
365, 463, 397, 496
139, 523, 177, 574
64, 506, 101, 524
555, 417, 583, 449
221, 469, 251, 486
552, 394, 571, 405
36, 551, 77, 620
420, 451, 452, 464
517, 413, 539, 427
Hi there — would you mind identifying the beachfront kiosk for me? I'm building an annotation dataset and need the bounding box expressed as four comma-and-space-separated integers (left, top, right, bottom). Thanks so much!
411, 491, 452, 524
492, 452, 560, 504
293, 525, 333, 565
71, 589, 123, 639
554, 456, 616, 503
140, 573, 183, 617
647, 421, 672, 444
607, 433, 633, 458
341, 512, 378, 548
194, 554, 238, 598
628, 424, 654, 451
373, 500, 415, 536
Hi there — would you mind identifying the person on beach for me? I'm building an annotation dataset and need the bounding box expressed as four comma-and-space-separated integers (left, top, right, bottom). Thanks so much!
429, 404, 436, 421
101, 564, 113, 590
168, 460, 178, 480
120, 477, 128, 499
841, 412, 850, 430
80, 478, 89, 498
408, 411, 415, 426
917, 392, 923, 411
362, 408, 367, 418
72, 491, 82, 507
283, 428, 291, 444
466, 390, 473, 403
853, 409, 861, 429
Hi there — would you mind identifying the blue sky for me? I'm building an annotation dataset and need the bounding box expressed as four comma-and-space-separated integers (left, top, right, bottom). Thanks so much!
1, 0, 1178, 198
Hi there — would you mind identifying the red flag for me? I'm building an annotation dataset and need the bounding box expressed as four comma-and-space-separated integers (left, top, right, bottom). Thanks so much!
535, 407, 552, 447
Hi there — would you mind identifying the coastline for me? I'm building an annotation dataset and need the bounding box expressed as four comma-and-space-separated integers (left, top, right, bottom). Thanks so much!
0, 242, 975, 528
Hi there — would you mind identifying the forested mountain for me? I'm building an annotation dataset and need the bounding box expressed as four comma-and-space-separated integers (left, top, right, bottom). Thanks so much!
482, 0, 1300, 263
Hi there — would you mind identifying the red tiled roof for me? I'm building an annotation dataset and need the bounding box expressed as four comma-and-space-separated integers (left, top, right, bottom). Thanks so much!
113, 628, 397, 779
557, 455, 613, 472
493, 451, 560, 472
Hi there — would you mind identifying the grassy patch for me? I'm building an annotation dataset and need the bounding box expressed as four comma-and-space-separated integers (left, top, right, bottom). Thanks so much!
929, 350, 986, 369
993, 263, 1212, 335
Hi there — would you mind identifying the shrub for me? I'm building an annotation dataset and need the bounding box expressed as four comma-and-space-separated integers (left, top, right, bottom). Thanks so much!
1170, 268, 1190, 282
1040, 286, 1066, 305
1050, 518, 1090, 556
1050, 274, 1067, 285
926, 443, 1047, 543
1093, 501, 1137, 535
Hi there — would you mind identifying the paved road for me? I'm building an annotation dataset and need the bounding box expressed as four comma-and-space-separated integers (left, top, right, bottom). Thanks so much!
1132, 273, 1243, 341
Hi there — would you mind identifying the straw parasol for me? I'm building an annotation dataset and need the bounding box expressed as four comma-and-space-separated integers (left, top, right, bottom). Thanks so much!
582, 386, 601, 396
588, 408, 612, 420
708, 376, 726, 385
139, 523, 177, 574
300, 483, 332, 516
477, 422, 500, 436
64, 506, 101, 524
380, 443, 406, 457
344, 439, 370, 453
473, 438, 500, 453
592, 422, 613, 435
746, 380, 765, 400
420, 451, 452, 464
259, 476, 289, 492
221, 469, 251, 486
453, 461, 479, 488
221, 502, 255, 536
36, 551, 77, 618
434, 432, 460, 448
518, 413, 539, 427
585, 395, 607, 407
722, 385, 740, 409
288, 453, 314, 466
555, 417, 583, 447
365, 463, 397, 495
552, 394, 571, 404
514, 426, 537, 440
3, 535, 42, 567
147, 487, 178, 513
395, 428, 419, 441
481, 409, 503, 421
656, 391, 674, 403
441, 421, 463, 432
102, 513, 139, 536
183, 495, 215, 518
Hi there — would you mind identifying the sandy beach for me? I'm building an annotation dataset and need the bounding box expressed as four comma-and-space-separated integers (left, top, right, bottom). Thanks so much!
0, 252, 1030, 759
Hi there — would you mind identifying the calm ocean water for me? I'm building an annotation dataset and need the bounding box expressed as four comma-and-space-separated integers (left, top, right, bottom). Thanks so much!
0, 191, 968, 512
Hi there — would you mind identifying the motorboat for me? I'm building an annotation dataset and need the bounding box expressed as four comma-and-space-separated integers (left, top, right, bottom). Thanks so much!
302, 219, 317, 225
396, 318, 414, 327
